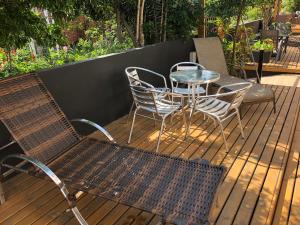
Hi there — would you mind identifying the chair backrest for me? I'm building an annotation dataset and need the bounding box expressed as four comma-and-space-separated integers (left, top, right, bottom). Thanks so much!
129, 85, 158, 113
261, 30, 279, 49
0, 74, 80, 163
276, 22, 292, 36
276, 14, 292, 23
170, 62, 205, 73
125, 67, 155, 89
193, 37, 230, 76
125, 67, 141, 86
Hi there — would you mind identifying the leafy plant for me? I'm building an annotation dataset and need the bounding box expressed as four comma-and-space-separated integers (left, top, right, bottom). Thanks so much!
252, 39, 274, 51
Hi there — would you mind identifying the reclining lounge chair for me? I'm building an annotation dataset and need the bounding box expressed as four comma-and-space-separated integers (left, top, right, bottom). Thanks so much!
193, 37, 276, 113
0, 73, 225, 225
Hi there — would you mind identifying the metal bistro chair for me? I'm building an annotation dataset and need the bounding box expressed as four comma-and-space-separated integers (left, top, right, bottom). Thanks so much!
170, 62, 208, 102
125, 67, 169, 120
188, 82, 252, 152
128, 85, 186, 152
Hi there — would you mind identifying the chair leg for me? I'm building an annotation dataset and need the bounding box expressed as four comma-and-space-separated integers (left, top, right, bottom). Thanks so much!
0, 180, 5, 204
128, 109, 137, 144
71, 207, 89, 225
236, 110, 245, 139
218, 120, 229, 152
126, 102, 135, 123
152, 113, 157, 127
186, 105, 196, 137
156, 117, 166, 152
0, 165, 5, 204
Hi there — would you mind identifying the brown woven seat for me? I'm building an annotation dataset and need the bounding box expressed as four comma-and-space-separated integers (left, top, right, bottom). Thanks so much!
0, 74, 225, 225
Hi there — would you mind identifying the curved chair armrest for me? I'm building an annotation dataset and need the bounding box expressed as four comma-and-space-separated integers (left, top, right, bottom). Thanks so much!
0, 154, 89, 225
148, 70, 168, 90
150, 89, 184, 106
126, 67, 168, 89
1, 154, 63, 187
217, 82, 252, 94
70, 119, 116, 143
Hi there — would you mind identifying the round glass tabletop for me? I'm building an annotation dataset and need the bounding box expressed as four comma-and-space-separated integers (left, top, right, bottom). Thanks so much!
170, 69, 220, 84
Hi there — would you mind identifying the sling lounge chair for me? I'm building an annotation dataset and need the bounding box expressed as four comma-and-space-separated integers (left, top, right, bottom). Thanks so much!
193, 37, 276, 113
0, 73, 225, 225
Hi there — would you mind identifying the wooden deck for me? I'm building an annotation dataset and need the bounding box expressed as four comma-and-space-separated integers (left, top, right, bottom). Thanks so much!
1, 77, 300, 225
245, 45, 300, 74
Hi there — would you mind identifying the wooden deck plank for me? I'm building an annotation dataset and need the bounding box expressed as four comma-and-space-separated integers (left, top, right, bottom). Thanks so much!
274, 152, 299, 225
213, 86, 287, 224
251, 88, 300, 225
211, 86, 287, 224
232, 87, 297, 225
288, 154, 300, 225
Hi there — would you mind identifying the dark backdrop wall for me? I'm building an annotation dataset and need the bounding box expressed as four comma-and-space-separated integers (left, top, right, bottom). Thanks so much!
0, 40, 194, 161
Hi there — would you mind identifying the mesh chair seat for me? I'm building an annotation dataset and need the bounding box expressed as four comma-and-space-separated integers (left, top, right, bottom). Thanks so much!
43, 138, 225, 225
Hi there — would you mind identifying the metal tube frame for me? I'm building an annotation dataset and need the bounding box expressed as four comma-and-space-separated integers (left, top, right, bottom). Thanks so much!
0, 154, 88, 225
0, 119, 115, 225
70, 118, 116, 143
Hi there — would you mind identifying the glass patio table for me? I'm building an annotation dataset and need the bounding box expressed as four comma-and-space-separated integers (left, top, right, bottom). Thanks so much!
170, 69, 220, 104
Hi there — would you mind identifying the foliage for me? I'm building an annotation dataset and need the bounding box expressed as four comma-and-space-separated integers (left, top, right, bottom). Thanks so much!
282, 0, 300, 13
165, 0, 201, 41
0, 0, 204, 77
63, 15, 97, 45
0, 32, 133, 77
252, 38, 274, 51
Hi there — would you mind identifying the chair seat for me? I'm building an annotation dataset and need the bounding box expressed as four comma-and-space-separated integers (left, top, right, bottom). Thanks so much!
243, 83, 274, 103
195, 97, 230, 117
214, 75, 274, 104
172, 86, 205, 95
140, 100, 181, 115
45, 138, 225, 225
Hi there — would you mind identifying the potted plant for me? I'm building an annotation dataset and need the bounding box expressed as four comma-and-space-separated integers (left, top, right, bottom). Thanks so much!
251, 38, 274, 63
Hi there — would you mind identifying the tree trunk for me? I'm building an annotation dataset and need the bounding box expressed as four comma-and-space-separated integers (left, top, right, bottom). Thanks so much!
139, 0, 146, 46
273, 0, 282, 19
136, 0, 141, 44
163, 0, 168, 42
121, 13, 139, 47
136, 0, 146, 46
115, 5, 124, 42
230, 0, 246, 73
198, 0, 205, 38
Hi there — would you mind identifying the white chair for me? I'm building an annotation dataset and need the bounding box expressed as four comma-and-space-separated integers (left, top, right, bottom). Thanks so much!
128, 85, 186, 152
188, 82, 252, 152
125, 67, 170, 119
170, 62, 207, 100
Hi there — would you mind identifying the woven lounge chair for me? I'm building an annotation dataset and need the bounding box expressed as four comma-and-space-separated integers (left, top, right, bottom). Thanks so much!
193, 37, 276, 113
0, 73, 225, 225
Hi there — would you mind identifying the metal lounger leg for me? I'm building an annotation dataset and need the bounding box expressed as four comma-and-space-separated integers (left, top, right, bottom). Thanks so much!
0, 180, 5, 204
128, 109, 138, 143
273, 97, 276, 113
0, 154, 89, 225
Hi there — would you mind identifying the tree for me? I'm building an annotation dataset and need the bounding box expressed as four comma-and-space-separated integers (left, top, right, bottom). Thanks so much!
206, 0, 274, 70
